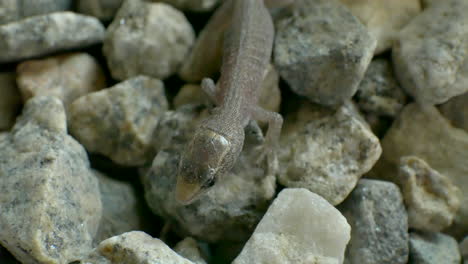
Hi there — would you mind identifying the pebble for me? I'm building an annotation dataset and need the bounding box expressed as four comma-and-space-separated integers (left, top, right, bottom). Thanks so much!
174, 237, 208, 264
17, 53, 106, 109
278, 101, 381, 205
460, 237, 468, 264
338, 179, 409, 264
103, 0, 195, 80
0, 0, 72, 25
0, 12, 105, 64
155, 0, 221, 12
274, 0, 376, 106
409, 231, 461, 264
392, 0, 468, 105
233, 188, 351, 264
69, 76, 168, 166
398, 156, 460, 232
0, 73, 21, 131
339, 0, 421, 54
439, 92, 468, 133
0, 96, 102, 264
77, 0, 123, 21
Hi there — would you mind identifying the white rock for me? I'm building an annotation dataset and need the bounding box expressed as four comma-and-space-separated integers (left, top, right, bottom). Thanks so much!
77, 0, 123, 21
154, 0, 221, 12
439, 92, 468, 133
460, 236, 468, 264
0, 0, 72, 25
0, 73, 21, 131
174, 237, 207, 264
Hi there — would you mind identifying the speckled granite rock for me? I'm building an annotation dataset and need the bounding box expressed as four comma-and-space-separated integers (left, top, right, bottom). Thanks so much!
0, 73, 21, 131
153, 0, 221, 12
103, 0, 195, 80
0, 0, 72, 25
340, 0, 421, 54
0, 96, 102, 264
354, 59, 407, 117
233, 188, 351, 264
17, 53, 106, 109
398, 156, 460, 232
393, 0, 468, 105
69, 76, 168, 166
77, 0, 123, 21
174, 238, 207, 264
440, 92, 468, 133
0, 12, 105, 63
460, 237, 468, 264
370, 103, 468, 237
278, 102, 381, 205
339, 179, 409, 264
274, 0, 376, 106
409, 231, 461, 264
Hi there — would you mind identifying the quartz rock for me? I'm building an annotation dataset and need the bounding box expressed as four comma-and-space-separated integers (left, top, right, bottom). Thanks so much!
0, 12, 105, 63
69, 76, 168, 166
340, 0, 421, 54
440, 92, 468, 133
153, 0, 221, 12
233, 188, 351, 264
278, 101, 381, 205
274, 0, 376, 106
339, 179, 408, 264
174, 238, 207, 264
77, 0, 123, 21
103, 0, 195, 80
409, 231, 461, 264
392, 0, 468, 105
0, 96, 102, 264
0, 73, 21, 131
354, 58, 407, 117
17, 53, 106, 109
0, 0, 72, 25
398, 156, 460, 232
460, 237, 468, 264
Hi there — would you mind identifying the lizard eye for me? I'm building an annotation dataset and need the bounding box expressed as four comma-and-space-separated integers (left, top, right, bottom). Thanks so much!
203, 176, 216, 188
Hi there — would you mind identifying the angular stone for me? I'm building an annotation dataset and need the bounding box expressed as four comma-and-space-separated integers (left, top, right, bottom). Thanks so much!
0, 96, 102, 264
154, 0, 221, 12
69, 76, 168, 166
440, 92, 468, 133
409, 231, 461, 264
339, 179, 409, 264
233, 188, 351, 264
174, 238, 207, 264
77, 0, 123, 21
17, 53, 106, 109
274, 0, 376, 106
354, 58, 407, 117
393, 0, 468, 105
460, 237, 468, 264
340, 0, 421, 54
0, 73, 21, 131
0, 0, 72, 25
103, 0, 195, 80
0, 12, 105, 63
278, 102, 381, 205
398, 156, 460, 232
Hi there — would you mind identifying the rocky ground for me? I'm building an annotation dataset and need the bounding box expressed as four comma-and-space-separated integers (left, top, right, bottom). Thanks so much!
0, 0, 467, 263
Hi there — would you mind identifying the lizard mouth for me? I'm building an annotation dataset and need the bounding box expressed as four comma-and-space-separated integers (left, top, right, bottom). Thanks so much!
175, 179, 204, 205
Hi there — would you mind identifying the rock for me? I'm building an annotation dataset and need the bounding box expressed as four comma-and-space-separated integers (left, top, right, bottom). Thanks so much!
274, 0, 376, 106
77, 0, 123, 21
339, 0, 421, 54
17, 53, 106, 109
141, 107, 276, 243
460, 237, 468, 264
370, 103, 468, 237
398, 156, 460, 232
173, 84, 206, 108
278, 101, 381, 205
233, 188, 351, 264
354, 58, 407, 117
153, 0, 221, 12
439, 92, 468, 133
339, 179, 408, 264
0, 12, 105, 63
409, 231, 461, 264
69, 76, 168, 166
0, 96, 102, 264
0, 0, 72, 25
174, 237, 207, 264
0, 73, 21, 131
392, 0, 468, 105
103, 0, 195, 80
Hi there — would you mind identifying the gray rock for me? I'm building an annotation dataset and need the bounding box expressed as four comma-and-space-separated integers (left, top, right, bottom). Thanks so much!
0, 96, 102, 264
77, 0, 123, 21
0, 12, 105, 63
17, 53, 106, 109
233, 188, 351, 264
0, 73, 21, 131
0, 0, 72, 25
393, 0, 468, 105
274, 0, 376, 106
354, 58, 407, 117
69, 76, 168, 166
460, 236, 468, 264
338, 179, 409, 264
174, 237, 207, 264
278, 102, 382, 205
409, 231, 461, 264
398, 156, 460, 232
440, 92, 468, 133
103, 0, 195, 80
153, 0, 221, 12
